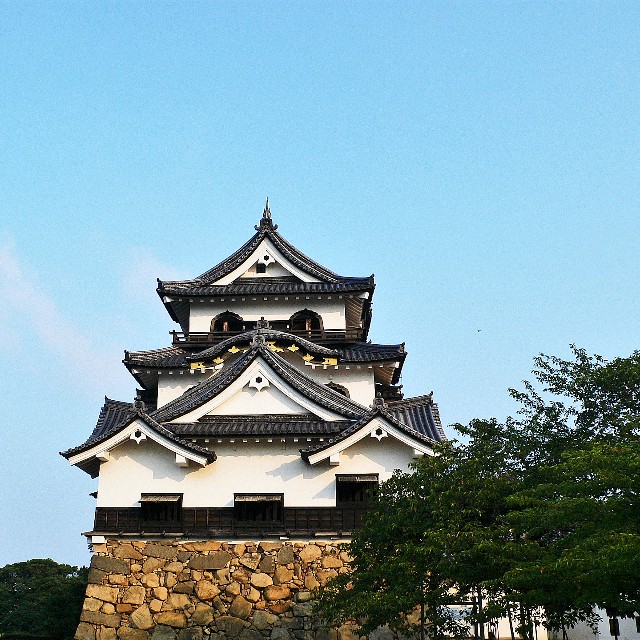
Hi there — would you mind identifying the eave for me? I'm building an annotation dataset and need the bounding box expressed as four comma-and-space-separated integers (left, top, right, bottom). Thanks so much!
151, 343, 369, 424
300, 408, 437, 465
155, 208, 375, 329
61, 411, 216, 478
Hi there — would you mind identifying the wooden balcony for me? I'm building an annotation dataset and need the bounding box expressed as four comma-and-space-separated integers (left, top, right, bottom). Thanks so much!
92, 506, 368, 538
171, 327, 364, 347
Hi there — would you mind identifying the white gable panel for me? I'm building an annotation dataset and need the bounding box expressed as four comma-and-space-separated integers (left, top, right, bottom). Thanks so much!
170, 357, 347, 423
210, 382, 309, 415
67, 418, 210, 469
215, 238, 320, 285
240, 261, 292, 279
306, 416, 434, 465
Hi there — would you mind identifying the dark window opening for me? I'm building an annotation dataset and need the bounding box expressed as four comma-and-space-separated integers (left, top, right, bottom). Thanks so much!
140, 494, 182, 523
336, 475, 378, 505
211, 311, 244, 333
325, 382, 350, 398
289, 309, 323, 334
234, 494, 283, 523
256, 263, 267, 274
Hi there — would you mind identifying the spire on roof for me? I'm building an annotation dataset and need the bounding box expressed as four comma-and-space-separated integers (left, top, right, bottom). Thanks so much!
256, 197, 278, 231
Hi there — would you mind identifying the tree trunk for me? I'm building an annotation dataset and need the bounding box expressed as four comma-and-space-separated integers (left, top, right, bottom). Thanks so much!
507, 607, 516, 640
477, 587, 485, 640
472, 596, 479, 640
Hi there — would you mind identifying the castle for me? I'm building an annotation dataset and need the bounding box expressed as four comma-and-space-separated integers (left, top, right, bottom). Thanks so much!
62, 202, 444, 640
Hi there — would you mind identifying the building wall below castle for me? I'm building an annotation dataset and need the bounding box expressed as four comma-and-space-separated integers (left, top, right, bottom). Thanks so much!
75, 539, 378, 640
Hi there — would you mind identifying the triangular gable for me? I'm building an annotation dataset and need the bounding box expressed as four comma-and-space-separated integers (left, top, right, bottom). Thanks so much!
152, 344, 366, 425
215, 237, 319, 285
301, 412, 436, 466
167, 355, 352, 423
192, 329, 338, 362
63, 415, 215, 477
193, 209, 345, 285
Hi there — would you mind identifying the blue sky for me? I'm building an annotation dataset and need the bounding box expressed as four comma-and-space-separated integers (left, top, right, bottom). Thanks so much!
1, 2, 638, 567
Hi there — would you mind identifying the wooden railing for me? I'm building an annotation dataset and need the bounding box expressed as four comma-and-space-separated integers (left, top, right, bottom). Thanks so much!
92, 506, 368, 537
171, 328, 363, 346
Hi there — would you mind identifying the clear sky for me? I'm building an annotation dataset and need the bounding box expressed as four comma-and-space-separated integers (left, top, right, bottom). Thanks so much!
1, 2, 638, 568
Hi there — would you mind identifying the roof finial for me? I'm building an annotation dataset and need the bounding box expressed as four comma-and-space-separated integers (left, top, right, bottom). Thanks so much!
372, 392, 385, 409
256, 316, 270, 330
256, 197, 277, 231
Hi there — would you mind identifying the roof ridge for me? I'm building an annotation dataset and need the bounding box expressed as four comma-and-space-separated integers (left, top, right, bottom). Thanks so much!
61, 408, 216, 464
197, 413, 318, 422
158, 207, 368, 286
300, 407, 438, 461
151, 342, 368, 423
151, 346, 262, 422
386, 393, 434, 407
258, 346, 368, 418
192, 328, 338, 361
196, 229, 264, 283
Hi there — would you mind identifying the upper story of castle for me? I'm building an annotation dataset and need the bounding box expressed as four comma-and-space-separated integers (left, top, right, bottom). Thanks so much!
127, 202, 406, 409
157, 200, 375, 344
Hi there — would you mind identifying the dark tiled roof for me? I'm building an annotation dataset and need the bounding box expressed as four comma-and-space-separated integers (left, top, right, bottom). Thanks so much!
158, 277, 373, 297
300, 403, 439, 462
171, 415, 351, 437
386, 394, 446, 441
124, 335, 405, 371
157, 210, 374, 298
67, 398, 136, 452
124, 346, 190, 368
196, 216, 348, 284
152, 343, 368, 423
259, 346, 367, 419
192, 329, 338, 361
60, 398, 216, 466
333, 342, 406, 363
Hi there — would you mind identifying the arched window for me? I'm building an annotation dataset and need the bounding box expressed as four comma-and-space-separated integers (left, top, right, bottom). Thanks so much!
211, 311, 244, 333
289, 309, 323, 335
325, 382, 350, 398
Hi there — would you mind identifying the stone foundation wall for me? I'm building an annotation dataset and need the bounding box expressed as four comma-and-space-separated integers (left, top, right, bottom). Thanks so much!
75, 540, 369, 640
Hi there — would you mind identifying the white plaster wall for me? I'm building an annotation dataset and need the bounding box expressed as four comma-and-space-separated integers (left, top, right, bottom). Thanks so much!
241, 262, 292, 278
169, 357, 347, 423
214, 238, 320, 285
154, 355, 376, 411
157, 376, 200, 407
189, 299, 346, 332
561, 613, 639, 640
96, 436, 417, 508
494, 618, 547, 640
210, 384, 309, 416
300, 364, 375, 407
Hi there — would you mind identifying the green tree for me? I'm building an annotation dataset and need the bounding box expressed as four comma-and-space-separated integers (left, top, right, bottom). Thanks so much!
504, 348, 640, 629
316, 421, 521, 640
316, 447, 467, 640
317, 347, 640, 639
0, 559, 88, 640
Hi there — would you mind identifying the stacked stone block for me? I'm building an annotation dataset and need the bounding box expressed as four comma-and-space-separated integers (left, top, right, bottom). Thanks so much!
75, 540, 361, 640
